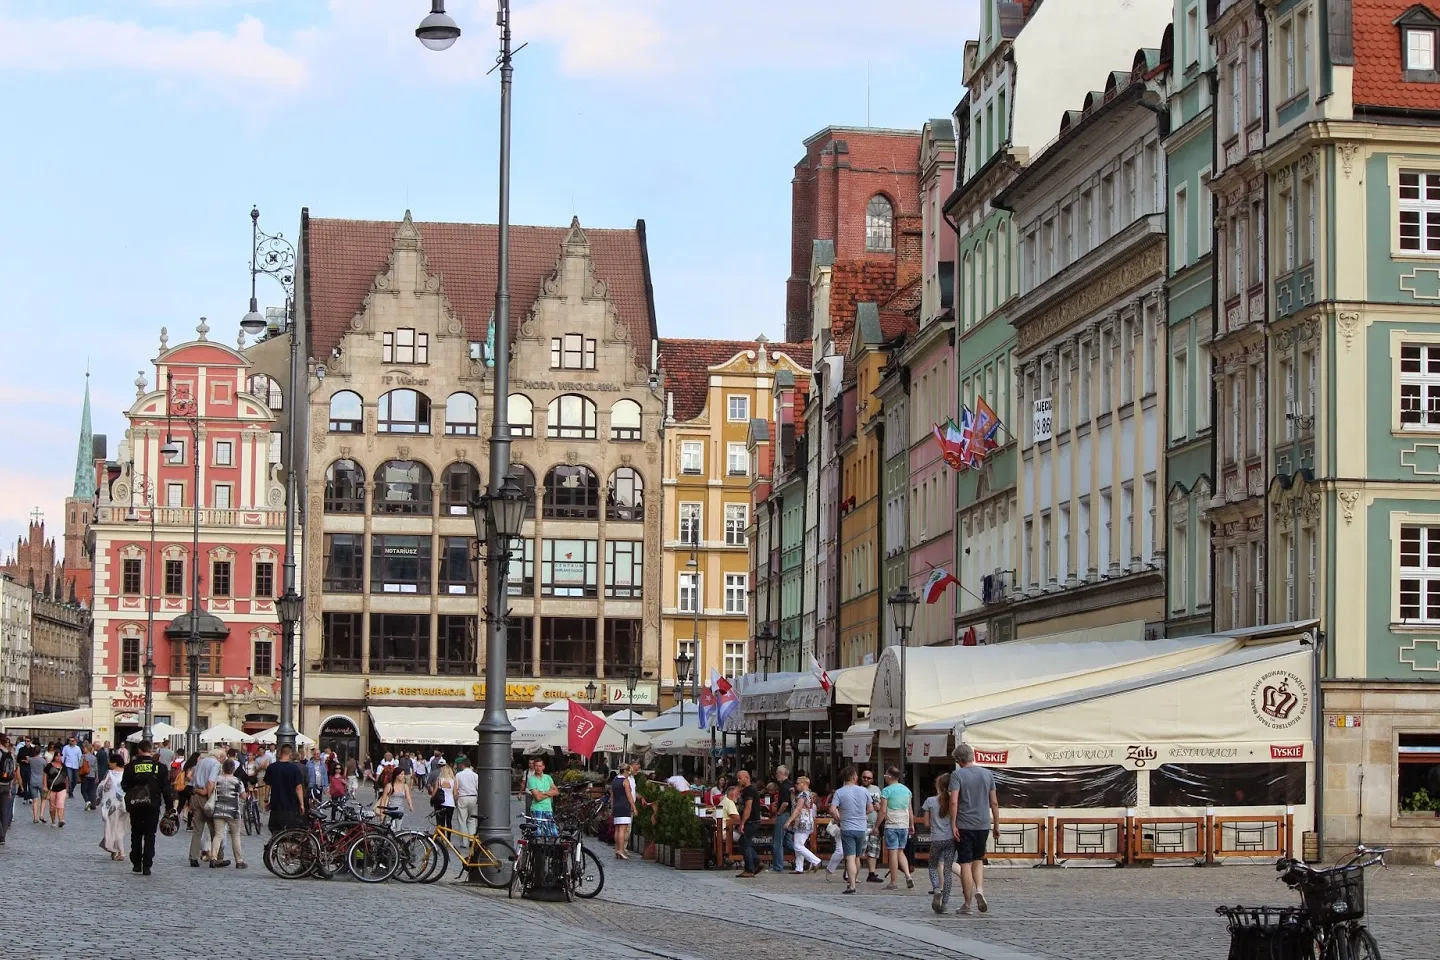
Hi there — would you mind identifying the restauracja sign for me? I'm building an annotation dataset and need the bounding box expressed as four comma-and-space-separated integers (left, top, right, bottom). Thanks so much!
364, 679, 657, 705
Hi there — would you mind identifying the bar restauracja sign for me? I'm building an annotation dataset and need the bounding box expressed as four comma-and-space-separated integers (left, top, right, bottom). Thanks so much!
365, 679, 652, 703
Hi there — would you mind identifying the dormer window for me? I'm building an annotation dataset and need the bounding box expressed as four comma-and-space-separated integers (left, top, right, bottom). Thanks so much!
1398, 5, 1440, 80
383, 328, 428, 364
550, 333, 596, 370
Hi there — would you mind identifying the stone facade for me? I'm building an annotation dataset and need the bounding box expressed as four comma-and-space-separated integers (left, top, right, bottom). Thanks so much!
30, 592, 89, 712
0, 575, 31, 717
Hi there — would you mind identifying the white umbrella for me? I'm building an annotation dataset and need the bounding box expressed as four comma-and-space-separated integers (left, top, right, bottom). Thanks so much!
126, 722, 182, 743
511, 704, 631, 753
605, 708, 650, 724
198, 723, 251, 745
250, 726, 315, 746
649, 722, 718, 758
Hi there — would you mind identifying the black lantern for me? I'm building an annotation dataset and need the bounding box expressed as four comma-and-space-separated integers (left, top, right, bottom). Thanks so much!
674, 651, 694, 686
584, 680, 597, 706
888, 584, 920, 633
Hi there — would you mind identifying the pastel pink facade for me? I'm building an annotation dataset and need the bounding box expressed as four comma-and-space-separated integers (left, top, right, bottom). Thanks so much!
905, 328, 957, 646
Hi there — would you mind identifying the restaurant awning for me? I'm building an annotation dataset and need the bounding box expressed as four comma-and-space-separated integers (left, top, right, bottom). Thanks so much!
842, 723, 875, 762
0, 707, 93, 731
739, 672, 806, 720
832, 663, 877, 706
367, 706, 487, 746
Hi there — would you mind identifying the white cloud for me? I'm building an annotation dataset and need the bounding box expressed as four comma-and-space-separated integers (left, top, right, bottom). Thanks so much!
0, 13, 306, 90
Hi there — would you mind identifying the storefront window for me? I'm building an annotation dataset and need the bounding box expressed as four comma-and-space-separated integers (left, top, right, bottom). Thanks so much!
540, 617, 595, 677
1150, 762, 1306, 807
439, 537, 475, 595
541, 539, 598, 597
322, 612, 362, 672
370, 535, 431, 594
1398, 733, 1440, 813
369, 613, 429, 673
991, 766, 1138, 808
437, 615, 477, 675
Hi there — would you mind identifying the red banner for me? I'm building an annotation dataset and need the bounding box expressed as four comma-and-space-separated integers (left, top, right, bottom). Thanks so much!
567, 700, 605, 757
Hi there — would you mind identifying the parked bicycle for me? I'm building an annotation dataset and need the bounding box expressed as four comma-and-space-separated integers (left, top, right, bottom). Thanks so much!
1216, 845, 1387, 960
509, 813, 604, 901
263, 799, 402, 883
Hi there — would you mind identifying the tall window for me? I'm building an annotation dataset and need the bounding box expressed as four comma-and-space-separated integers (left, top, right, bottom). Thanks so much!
328, 391, 363, 433
610, 399, 642, 441
167, 483, 184, 508
247, 373, 283, 409
437, 615, 477, 675
1173, 184, 1188, 269
678, 572, 701, 613
507, 538, 535, 597
1300, 176, 1316, 264
1400, 524, 1440, 622
724, 503, 748, 546
164, 559, 185, 596
605, 541, 644, 599
724, 573, 748, 614
211, 560, 232, 598
508, 394, 534, 437
606, 467, 644, 522
254, 560, 274, 599
122, 558, 143, 595
723, 641, 747, 679
606, 620, 642, 672
382, 328, 428, 364
727, 442, 749, 477
171, 641, 223, 678
507, 618, 533, 676
550, 333, 597, 370
444, 392, 478, 436
539, 617, 596, 677
324, 459, 366, 513
547, 394, 597, 439
377, 389, 431, 434
370, 613, 428, 673
513, 465, 538, 519
213, 441, 233, 466
680, 441, 703, 475
1280, 18, 1295, 100
213, 485, 232, 509
252, 638, 274, 677
541, 539, 598, 598
1400, 344, 1440, 428
323, 534, 363, 593
121, 636, 141, 674
727, 395, 749, 422
439, 537, 476, 595
370, 535, 432, 593
679, 502, 702, 545
1399, 172, 1440, 254
441, 462, 481, 516
865, 195, 894, 251
322, 612, 363, 672
543, 465, 599, 520
372, 460, 434, 515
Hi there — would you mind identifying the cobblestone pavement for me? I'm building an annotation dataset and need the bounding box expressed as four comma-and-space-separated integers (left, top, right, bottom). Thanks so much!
6, 799, 1439, 960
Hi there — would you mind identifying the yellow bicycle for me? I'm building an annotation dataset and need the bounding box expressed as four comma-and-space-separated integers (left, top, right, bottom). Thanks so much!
421, 817, 515, 887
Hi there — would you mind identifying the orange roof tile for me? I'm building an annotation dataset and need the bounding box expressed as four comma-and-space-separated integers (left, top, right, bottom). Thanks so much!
1354, 1, 1440, 111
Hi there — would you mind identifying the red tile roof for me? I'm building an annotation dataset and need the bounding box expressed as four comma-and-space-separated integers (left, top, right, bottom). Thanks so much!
1354, 1, 1440, 111
828, 260, 901, 353
302, 212, 655, 362
657, 338, 811, 422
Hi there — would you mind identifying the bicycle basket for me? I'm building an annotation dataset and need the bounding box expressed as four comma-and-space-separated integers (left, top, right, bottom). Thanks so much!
1214, 907, 1310, 960
1298, 865, 1365, 922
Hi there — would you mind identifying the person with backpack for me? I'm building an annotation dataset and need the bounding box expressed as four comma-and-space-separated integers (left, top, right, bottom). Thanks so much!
43, 754, 70, 827
0, 734, 19, 845
121, 740, 174, 875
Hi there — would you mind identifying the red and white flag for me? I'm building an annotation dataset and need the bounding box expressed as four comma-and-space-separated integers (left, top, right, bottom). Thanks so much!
566, 700, 606, 757
924, 567, 960, 604
810, 656, 832, 694
711, 668, 733, 697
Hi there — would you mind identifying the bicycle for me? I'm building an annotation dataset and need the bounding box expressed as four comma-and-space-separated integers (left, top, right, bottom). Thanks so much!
242, 792, 263, 836
422, 814, 515, 887
509, 814, 604, 901
264, 800, 402, 883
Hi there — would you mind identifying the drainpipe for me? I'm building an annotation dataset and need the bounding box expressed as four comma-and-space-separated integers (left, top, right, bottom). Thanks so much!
1312, 628, 1325, 859
874, 418, 886, 660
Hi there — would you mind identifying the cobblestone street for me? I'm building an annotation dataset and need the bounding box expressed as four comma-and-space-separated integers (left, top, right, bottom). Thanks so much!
5, 800, 1437, 960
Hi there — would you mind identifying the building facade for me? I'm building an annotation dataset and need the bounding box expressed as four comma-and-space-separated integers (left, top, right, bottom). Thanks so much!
300, 212, 664, 747
0, 576, 31, 717
998, 51, 1170, 639
30, 590, 90, 713
89, 322, 292, 744
659, 338, 806, 697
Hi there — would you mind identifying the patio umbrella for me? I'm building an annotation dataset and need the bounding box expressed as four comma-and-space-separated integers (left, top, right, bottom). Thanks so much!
126, 722, 183, 743
250, 726, 315, 746
198, 723, 251, 745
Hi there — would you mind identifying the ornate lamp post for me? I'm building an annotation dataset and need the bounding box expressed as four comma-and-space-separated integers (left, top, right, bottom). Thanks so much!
674, 651, 693, 728
755, 623, 778, 681
624, 665, 638, 760
124, 475, 159, 740
887, 584, 919, 785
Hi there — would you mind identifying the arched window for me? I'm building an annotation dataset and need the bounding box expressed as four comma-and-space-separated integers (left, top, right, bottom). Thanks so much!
324, 459, 365, 513
508, 394, 534, 438
372, 460, 434, 515
543, 465, 599, 520
865, 195, 894, 252
547, 394, 597, 440
377, 389, 431, 434
607, 467, 644, 522
441, 462, 480, 516
248, 374, 282, 410
610, 399, 642, 442
328, 391, 363, 433
512, 464, 537, 519
444, 393, 478, 436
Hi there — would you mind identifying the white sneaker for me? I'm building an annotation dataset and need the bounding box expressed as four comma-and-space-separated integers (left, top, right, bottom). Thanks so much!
975, 890, 989, 913
956, 903, 973, 916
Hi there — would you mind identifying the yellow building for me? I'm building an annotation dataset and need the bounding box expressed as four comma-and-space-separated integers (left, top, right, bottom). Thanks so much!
658, 338, 808, 703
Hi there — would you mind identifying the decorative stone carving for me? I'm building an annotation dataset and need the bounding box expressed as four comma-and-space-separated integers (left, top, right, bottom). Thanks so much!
565, 449, 578, 465
1274, 166, 1291, 188
1336, 312, 1360, 351
1016, 241, 1165, 353
396, 445, 410, 460
1299, 152, 1319, 177
1338, 490, 1360, 524
1337, 143, 1360, 179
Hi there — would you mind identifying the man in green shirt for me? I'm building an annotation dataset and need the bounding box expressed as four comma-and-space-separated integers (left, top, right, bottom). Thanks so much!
526, 757, 558, 837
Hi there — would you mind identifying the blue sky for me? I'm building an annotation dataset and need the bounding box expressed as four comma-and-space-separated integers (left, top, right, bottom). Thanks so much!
0, 0, 976, 554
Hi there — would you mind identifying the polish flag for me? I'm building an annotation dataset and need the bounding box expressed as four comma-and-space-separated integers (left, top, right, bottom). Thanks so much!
811, 657, 832, 694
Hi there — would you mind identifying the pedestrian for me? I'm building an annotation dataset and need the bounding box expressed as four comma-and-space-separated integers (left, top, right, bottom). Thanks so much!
15, 737, 33, 804
373, 765, 398, 814
827, 766, 873, 894
431, 761, 455, 829
860, 768, 884, 883
98, 753, 129, 861
304, 748, 327, 803
186, 749, 223, 868
949, 743, 1001, 916
265, 744, 306, 834
61, 737, 82, 798
207, 760, 246, 869
27, 746, 47, 823
877, 766, 914, 890
412, 751, 429, 790
787, 774, 823, 873
344, 757, 360, 799
328, 764, 347, 801
920, 772, 956, 913
453, 757, 479, 837
0, 733, 18, 845
157, 742, 174, 767
120, 740, 174, 875
80, 742, 97, 811
610, 761, 635, 860
770, 765, 793, 872
44, 754, 70, 826
94, 742, 111, 787
176, 752, 199, 826
525, 757, 558, 837
734, 769, 762, 878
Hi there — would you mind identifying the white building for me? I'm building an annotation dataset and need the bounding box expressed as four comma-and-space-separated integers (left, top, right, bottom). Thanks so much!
0, 576, 32, 717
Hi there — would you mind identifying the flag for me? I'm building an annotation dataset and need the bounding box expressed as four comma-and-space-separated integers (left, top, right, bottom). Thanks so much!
711, 668, 733, 697
697, 684, 719, 729
973, 396, 1003, 453
811, 656, 832, 694
923, 567, 960, 604
957, 407, 985, 467
932, 422, 964, 470
566, 700, 606, 756
715, 669, 740, 728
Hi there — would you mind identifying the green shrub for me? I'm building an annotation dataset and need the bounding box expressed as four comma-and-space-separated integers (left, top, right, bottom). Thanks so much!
656, 788, 703, 849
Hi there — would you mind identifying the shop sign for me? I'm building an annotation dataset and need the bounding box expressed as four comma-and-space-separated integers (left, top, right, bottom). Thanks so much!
1327, 714, 1361, 729
1249, 670, 1309, 730
973, 749, 1009, 765
1270, 744, 1305, 760
517, 379, 623, 394
365, 678, 657, 706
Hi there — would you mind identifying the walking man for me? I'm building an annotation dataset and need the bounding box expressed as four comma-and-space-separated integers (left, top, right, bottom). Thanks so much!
877, 766, 914, 890
186, 748, 222, 867
121, 740, 174, 875
0, 734, 18, 845
453, 758, 479, 837
61, 737, 82, 798
735, 769, 762, 879
828, 766, 873, 895
949, 743, 1001, 915
770, 765, 793, 872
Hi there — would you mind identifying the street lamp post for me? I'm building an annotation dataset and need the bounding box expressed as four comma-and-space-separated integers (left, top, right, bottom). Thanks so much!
418, 0, 520, 852
624, 665, 638, 761
755, 623, 777, 681
163, 372, 203, 755
674, 651, 693, 729
124, 475, 158, 741
887, 584, 919, 786
240, 205, 300, 752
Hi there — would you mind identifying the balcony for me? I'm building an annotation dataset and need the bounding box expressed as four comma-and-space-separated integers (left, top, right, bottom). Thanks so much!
98, 506, 287, 528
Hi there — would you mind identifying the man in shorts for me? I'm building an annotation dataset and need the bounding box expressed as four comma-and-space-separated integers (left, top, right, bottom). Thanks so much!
860, 768, 884, 882
827, 766, 873, 895
949, 743, 1000, 915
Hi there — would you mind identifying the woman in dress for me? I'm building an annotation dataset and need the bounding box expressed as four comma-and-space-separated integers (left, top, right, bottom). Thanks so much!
788, 775, 824, 873
97, 753, 128, 860
431, 762, 456, 828
610, 763, 636, 859
43, 755, 69, 827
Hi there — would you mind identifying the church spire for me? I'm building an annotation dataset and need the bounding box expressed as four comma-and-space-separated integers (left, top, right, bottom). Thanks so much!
72, 371, 95, 500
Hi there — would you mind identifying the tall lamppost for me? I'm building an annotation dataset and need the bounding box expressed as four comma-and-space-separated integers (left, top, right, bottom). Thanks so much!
887, 584, 919, 786
124, 474, 158, 740
624, 665, 638, 760
674, 651, 693, 728
417, 0, 520, 850
239, 205, 300, 751
162, 370, 204, 755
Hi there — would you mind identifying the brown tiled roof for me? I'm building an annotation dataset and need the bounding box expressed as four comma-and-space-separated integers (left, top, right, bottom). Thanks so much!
302, 212, 656, 361
657, 338, 811, 422
1354, 1, 1440, 110
828, 260, 899, 353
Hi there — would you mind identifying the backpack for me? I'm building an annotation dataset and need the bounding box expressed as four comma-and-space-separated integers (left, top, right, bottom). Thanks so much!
0, 751, 15, 784
125, 778, 155, 810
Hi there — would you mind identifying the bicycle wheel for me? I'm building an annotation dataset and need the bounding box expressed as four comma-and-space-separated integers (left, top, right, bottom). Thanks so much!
476, 838, 515, 888
1347, 927, 1380, 960
243, 804, 260, 836
573, 845, 605, 899
420, 835, 450, 884
267, 830, 319, 879
346, 833, 400, 883
507, 845, 527, 899
393, 832, 439, 884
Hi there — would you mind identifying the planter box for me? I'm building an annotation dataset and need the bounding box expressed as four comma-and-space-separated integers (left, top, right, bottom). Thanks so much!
672, 847, 706, 871
643, 841, 657, 861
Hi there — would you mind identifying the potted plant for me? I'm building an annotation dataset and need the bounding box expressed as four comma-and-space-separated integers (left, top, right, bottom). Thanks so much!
635, 778, 664, 859
1400, 787, 1440, 816
656, 789, 706, 870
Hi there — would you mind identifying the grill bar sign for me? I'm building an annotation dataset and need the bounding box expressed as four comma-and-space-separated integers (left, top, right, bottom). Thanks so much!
1033, 397, 1054, 443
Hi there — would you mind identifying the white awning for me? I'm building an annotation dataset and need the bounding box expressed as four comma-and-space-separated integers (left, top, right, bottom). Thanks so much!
367, 707, 486, 746
904, 730, 952, 764
832, 663, 877, 706
842, 723, 874, 762
0, 707, 93, 731
739, 672, 806, 719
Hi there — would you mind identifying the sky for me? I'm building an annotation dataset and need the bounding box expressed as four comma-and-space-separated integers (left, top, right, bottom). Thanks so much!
0, 0, 977, 555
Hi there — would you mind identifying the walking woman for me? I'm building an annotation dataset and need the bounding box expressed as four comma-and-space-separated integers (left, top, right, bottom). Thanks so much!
176, 752, 199, 825
610, 762, 636, 859
80, 742, 97, 811
919, 773, 956, 913
208, 760, 246, 869
43, 754, 69, 827
372, 765, 398, 814
28, 747, 47, 823
430, 761, 456, 829
97, 753, 128, 860
787, 775, 824, 873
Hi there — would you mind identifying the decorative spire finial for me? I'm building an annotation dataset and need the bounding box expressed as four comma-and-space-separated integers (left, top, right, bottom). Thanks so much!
196, 316, 210, 341
159, 326, 169, 351
135, 370, 147, 398
238, 328, 247, 350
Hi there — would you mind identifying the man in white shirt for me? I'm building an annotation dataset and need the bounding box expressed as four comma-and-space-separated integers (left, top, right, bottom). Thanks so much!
665, 774, 691, 792
453, 758, 479, 836
61, 738, 83, 798
186, 750, 225, 867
